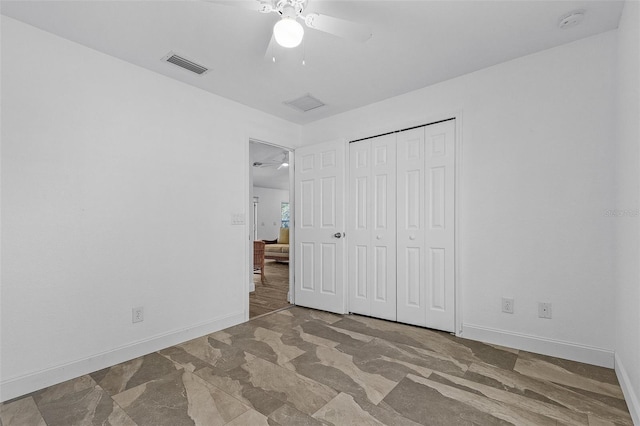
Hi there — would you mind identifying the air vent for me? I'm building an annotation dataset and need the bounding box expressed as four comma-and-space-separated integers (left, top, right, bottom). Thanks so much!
284, 94, 326, 112
163, 52, 209, 75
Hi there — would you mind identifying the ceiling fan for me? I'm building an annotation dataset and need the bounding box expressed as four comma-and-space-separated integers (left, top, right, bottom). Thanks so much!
216, 0, 372, 57
253, 151, 290, 169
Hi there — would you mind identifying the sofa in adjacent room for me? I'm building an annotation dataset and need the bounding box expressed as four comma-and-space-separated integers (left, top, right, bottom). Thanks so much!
264, 227, 289, 262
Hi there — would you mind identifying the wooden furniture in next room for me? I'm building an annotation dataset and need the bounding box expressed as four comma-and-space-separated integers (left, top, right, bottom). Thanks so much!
253, 240, 266, 284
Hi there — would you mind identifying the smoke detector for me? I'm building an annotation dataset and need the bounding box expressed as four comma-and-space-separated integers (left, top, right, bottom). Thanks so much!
558, 10, 585, 29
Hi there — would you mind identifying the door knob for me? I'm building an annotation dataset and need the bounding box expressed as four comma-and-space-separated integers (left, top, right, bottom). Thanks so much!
333, 232, 343, 239
376, 235, 382, 240
409, 235, 416, 240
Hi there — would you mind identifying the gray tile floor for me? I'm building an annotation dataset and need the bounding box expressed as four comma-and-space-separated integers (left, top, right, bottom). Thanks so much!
0, 306, 633, 425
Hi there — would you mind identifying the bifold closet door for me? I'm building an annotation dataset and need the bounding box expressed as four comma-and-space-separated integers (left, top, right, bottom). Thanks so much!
397, 120, 455, 332
348, 134, 397, 320
396, 127, 426, 326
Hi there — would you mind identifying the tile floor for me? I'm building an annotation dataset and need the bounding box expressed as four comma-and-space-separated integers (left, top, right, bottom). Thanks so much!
250, 260, 290, 318
0, 306, 633, 425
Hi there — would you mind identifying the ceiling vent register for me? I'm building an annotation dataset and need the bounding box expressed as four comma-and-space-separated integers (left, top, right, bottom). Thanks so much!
163, 52, 209, 75
284, 94, 326, 112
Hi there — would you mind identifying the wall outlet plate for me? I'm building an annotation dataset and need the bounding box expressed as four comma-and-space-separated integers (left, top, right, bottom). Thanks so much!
132, 306, 144, 323
502, 297, 514, 314
538, 302, 552, 319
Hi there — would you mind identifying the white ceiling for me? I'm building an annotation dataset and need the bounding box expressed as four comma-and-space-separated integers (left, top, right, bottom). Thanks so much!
1, 0, 624, 125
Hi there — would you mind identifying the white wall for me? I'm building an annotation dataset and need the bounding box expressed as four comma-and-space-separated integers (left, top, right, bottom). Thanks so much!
253, 187, 289, 241
0, 16, 300, 401
614, 2, 640, 423
302, 31, 618, 367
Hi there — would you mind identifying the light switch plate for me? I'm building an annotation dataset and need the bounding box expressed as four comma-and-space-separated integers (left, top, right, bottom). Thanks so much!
231, 213, 245, 225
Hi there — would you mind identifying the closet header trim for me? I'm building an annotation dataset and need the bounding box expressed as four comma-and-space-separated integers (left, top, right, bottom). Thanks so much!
349, 117, 455, 144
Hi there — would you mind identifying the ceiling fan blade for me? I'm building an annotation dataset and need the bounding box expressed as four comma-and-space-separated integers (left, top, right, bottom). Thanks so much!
205, 0, 275, 14
303, 13, 372, 43
264, 33, 279, 62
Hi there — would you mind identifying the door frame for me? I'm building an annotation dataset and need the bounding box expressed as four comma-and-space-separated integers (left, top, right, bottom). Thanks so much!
344, 110, 464, 336
246, 138, 296, 321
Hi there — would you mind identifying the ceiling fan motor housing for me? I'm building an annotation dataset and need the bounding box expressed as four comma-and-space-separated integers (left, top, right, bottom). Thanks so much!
276, 0, 307, 16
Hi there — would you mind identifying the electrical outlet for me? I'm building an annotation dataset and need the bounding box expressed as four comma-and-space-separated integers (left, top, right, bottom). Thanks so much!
502, 297, 514, 314
538, 302, 552, 319
132, 306, 144, 323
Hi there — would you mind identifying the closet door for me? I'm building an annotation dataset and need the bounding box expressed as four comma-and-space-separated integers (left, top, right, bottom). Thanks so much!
396, 128, 427, 326
396, 121, 456, 331
348, 134, 396, 320
423, 120, 456, 332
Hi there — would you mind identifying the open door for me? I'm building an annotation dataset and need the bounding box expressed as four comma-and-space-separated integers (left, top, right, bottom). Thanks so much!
294, 140, 346, 314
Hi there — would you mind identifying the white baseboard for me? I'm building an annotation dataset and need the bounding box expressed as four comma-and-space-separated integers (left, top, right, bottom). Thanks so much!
615, 352, 640, 425
0, 311, 244, 403
250, 281, 255, 292
461, 323, 615, 368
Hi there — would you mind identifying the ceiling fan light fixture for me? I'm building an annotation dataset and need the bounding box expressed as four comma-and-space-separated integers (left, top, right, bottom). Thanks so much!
277, 151, 290, 169
274, 17, 304, 48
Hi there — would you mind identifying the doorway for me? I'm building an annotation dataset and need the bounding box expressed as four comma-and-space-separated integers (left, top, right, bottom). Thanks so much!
249, 140, 293, 318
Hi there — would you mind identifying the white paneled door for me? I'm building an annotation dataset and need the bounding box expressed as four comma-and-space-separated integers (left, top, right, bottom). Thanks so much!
422, 121, 456, 331
348, 134, 397, 321
397, 120, 456, 331
396, 127, 427, 326
294, 140, 346, 314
